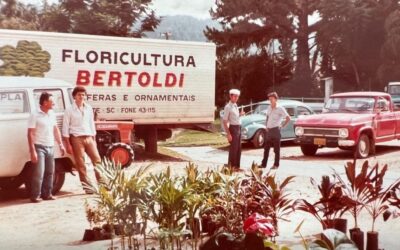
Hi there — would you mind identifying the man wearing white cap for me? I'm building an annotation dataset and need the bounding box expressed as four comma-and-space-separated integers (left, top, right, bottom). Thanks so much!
223, 88, 244, 170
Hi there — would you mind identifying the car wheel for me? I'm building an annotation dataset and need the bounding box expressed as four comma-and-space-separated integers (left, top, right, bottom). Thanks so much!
300, 144, 318, 156
355, 134, 370, 159
106, 143, 135, 168
252, 130, 265, 148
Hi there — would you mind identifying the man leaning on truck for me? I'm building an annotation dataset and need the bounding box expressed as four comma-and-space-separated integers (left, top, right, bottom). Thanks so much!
27, 92, 65, 203
62, 86, 101, 194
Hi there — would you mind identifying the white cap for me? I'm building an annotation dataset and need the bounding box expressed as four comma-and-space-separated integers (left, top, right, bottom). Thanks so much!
229, 89, 240, 96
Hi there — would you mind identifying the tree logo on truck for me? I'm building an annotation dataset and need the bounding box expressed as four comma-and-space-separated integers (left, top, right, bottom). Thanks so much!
0, 40, 51, 77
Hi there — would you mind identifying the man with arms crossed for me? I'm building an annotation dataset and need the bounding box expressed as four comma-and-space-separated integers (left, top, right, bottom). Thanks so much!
260, 92, 290, 169
28, 92, 65, 203
62, 86, 101, 194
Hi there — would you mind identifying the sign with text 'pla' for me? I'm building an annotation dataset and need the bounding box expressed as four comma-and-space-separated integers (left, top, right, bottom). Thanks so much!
0, 29, 216, 124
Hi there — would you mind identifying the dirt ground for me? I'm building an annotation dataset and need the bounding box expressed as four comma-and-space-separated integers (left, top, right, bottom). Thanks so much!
2, 141, 400, 250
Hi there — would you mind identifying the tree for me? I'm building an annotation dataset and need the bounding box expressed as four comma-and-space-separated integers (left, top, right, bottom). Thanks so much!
316, 0, 399, 91
378, 9, 400, 87
0, 0, 40, 30
205, 0, 320, 99
41, 0, 160, 37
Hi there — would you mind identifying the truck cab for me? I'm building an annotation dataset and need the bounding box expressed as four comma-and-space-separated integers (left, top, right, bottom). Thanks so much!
294, 92, 400, 158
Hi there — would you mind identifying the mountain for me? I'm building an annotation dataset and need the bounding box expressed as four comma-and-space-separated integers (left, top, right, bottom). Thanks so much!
144, 15, 220, 42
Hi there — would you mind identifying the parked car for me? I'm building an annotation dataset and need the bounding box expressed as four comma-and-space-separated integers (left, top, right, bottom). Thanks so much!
220, 100, 315, 148
241, 100, 315, 147
294, 92, 400, 158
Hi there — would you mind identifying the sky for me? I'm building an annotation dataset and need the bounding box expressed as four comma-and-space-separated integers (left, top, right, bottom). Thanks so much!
20, 0, 214, 19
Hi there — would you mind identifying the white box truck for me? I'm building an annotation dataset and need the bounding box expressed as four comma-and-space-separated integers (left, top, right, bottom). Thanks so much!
0, 29, 216, 152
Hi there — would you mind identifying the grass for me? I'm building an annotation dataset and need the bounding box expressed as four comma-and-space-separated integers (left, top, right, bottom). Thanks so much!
160, 119, 229, 147
133, 144, 190, 161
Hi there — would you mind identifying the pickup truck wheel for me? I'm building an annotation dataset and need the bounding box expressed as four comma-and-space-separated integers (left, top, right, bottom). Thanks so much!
106, 143, 135, 168
252, 130, 265, 148
355, 134, 370, 159
300, 145, 318, 156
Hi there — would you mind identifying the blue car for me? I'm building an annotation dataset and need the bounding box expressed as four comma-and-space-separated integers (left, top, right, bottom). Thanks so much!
221, 100, 315, 148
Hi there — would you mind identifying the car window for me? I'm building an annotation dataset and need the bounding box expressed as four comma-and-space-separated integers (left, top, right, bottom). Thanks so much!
254, 104, 269, 114
297, 106, 312, 116
285, 107, 295, 117
0, 91, 29, 114
34, 89, 65, 113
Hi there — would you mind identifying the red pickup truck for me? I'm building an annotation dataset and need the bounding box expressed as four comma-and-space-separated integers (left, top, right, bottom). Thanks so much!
294, 92, 400, 158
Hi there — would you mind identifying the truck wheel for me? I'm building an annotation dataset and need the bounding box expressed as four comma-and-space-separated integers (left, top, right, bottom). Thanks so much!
52, 172, 66, 195
106, 143, 135, 168
300, 144, 318, 156
355, 134, 370, 159
252, 130, 265, 148
0, 176, 25, 190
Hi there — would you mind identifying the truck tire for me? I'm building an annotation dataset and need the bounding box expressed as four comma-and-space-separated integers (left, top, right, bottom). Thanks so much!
52, 172, 66, 195
252, 130, 265, 148
355, 134, 370, 159
0, 176, 25, 190
106, 143, 135, 168
301, 144, 318, 156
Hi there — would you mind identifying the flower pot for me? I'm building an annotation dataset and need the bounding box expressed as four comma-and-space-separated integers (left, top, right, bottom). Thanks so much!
322, 219, 335, 229
83, 229, 95, 241
114, 224, 124, 236
367, 231, 378, 250
350, 228, 364, 250
334, 218, 347, 234
135, 222, 141, 234
201, 216, 211, 233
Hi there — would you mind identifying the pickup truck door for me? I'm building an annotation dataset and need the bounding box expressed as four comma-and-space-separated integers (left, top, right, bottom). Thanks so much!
375, 97, 396, 141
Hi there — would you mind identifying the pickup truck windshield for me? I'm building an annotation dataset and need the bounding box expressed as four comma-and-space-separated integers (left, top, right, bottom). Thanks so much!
324, 97, 376, 113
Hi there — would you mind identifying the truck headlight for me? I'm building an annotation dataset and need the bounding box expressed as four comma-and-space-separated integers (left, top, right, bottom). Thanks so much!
241, 127, 248, 135
338, 128, 349, 138
295, 127, 304, 136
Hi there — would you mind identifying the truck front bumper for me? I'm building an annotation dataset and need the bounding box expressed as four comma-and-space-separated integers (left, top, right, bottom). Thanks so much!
295, 137, 355, 147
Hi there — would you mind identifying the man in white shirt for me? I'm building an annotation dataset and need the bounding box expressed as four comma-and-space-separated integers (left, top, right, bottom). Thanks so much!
28, 92, 65, 203
223, 88, 245, 170
260, 92, 290, 169
62, 86, 101, 194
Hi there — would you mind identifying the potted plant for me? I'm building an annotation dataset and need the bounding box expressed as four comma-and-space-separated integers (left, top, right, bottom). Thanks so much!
252, 170, 295, 238
148, 166, 190, 250
294, 175, 351, 234
308, 229, 358, 250
364, 163, 400, 250
334, 161, 376, 250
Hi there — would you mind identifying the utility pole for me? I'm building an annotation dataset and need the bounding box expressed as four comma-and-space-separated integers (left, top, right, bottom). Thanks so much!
161, 31, 172, 40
